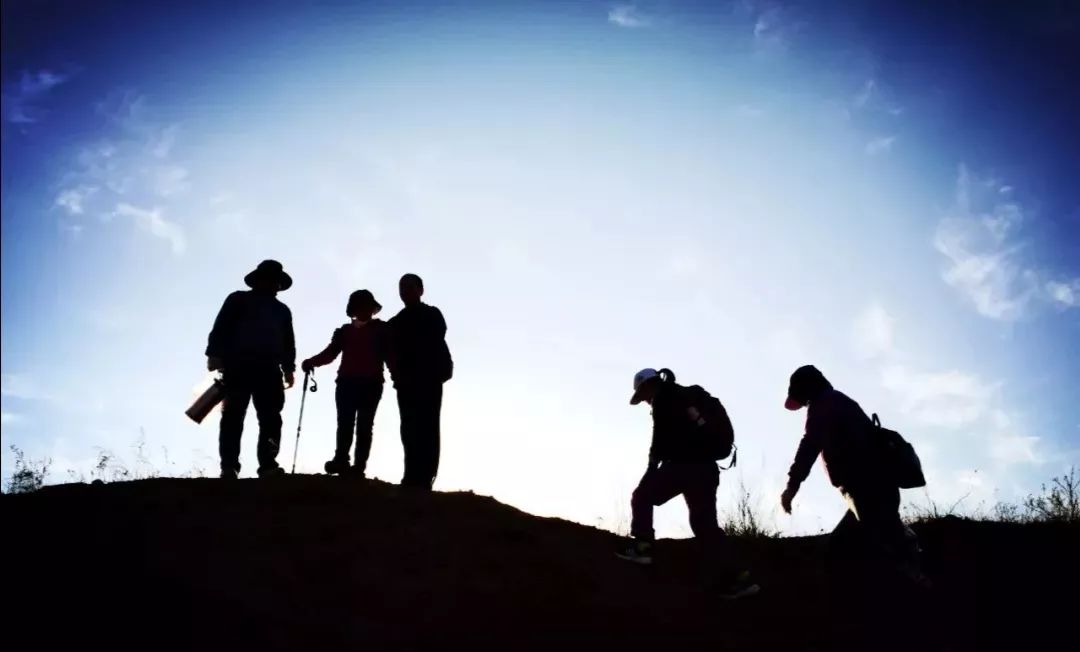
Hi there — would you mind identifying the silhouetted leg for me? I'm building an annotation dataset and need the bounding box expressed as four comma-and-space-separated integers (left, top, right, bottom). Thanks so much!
252, 369, 285, 473
683, 462, 736, 581
352, 381, 383, 474
630, 464, 686, 542
334, 379, 359, 464
398, 385, 420, 486
421, 384, 443, 486
219, 369, 252, 475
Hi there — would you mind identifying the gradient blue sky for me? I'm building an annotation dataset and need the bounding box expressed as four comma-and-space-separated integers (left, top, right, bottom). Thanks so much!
2, 0, 1078, 535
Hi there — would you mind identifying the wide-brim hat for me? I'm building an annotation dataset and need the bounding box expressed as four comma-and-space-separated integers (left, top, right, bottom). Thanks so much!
348, 289, 382, 317
245, 259, 292, 291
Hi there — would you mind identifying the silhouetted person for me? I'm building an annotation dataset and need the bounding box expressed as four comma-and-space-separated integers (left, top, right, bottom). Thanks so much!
387, 273, 452, 490
206, 260, 296, 479
302, 290, 389, 478
780, 365, 924, 583
617, 368, 760, 600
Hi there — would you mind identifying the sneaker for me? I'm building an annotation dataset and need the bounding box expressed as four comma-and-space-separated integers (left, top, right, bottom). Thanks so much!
324, 458, 350, 475
714, 571, 761, 600
219, 468, 239, 480
257, 466, 286, 478
615, 540, 654, 566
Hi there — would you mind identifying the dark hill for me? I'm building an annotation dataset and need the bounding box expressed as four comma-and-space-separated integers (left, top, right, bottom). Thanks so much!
4, 477, 1077, 650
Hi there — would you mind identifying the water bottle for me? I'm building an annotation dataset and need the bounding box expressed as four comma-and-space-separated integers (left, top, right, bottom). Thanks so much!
186, 377, 226, 423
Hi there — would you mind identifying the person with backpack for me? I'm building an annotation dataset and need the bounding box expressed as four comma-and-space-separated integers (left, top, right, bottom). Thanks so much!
616, 367, 759, 600
301, 290, 390, 478
387, 273, 453, 490
780, 364, 925, 584
205, 259, 296, 479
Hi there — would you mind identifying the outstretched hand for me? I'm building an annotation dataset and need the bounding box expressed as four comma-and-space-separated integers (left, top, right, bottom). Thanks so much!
780, 487, 796, 515
284, 371, 295, 389
301, 359, 314, 373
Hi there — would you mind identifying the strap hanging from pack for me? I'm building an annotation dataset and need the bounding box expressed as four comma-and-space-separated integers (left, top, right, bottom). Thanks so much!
718, 444, 738, 470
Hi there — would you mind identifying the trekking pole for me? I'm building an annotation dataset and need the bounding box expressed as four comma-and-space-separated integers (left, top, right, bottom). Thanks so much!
291, 370, 317, 474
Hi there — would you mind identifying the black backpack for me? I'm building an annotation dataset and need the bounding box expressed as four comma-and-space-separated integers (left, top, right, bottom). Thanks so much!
686, 386, 737, 469
871, 413, 926, 489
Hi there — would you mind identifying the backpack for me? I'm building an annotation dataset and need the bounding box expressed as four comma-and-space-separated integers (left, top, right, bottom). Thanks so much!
871, 413, 926, 489
686, 386, 737, 468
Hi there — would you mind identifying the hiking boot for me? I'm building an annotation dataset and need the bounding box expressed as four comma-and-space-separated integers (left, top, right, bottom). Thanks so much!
324, 458, 351, 475
615, 540, 654, 566
347, 465, 367, 479
220, 468, 239, 480
714, 571, 761, 600
257, 465, 285, 478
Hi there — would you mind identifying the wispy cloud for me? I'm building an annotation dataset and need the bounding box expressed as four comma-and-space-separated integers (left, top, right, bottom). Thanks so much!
852, 302, 894, 359
0, 411, 26, 426
750, 4, 802, 53
933, 166, 1079, 321
55, 185, 98, 215
1, 69, 72, 125
865, 135, 896, 155
608, 4, 651, 29
0, 373, 51, 401
881, 364, 996, 429
112, 203, 187, 255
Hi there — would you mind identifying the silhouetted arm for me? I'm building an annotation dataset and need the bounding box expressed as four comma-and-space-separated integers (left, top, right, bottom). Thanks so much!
433, 307, 447, 339
785, 417, 824, 495
206, 292, 242, 359
306, 329, 344, 369
281, 305, 297, 374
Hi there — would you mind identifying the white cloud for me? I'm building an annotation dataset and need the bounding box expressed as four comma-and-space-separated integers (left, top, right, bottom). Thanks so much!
0, 373, 51, 401
113, 203, 187, 255
1, 69, 71, 125
852, 303, 894, 359
1046, 279, 1080, 308
854, 79, 876, 108
751, 5, 801, 53
55, 185, 98, 215
154, 165, 190, 197
1, 411, 26, 426
608, 4, 651, 28
865, 135, 896, 155
931, 165, 1076, 321
990, 433, 1042, 466
880, 364, 995, 429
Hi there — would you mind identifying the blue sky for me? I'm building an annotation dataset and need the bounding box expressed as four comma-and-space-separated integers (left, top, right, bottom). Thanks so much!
2, 0, 1078, 535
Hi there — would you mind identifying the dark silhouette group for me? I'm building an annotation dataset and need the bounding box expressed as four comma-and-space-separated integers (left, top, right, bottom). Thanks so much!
205, 260, 451, 489
202, 259, 927, 600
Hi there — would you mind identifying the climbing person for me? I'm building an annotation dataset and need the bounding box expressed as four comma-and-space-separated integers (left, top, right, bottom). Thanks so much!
780, 364, 925, 585
617, 367, 759, 600
205, 259, 296, 479
301, 289, 390, 477
387, 273, 453, 490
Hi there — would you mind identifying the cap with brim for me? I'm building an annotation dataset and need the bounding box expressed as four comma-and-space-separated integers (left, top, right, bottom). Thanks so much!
245, 260, 293, 291
784, 396, 803, 411
630, 368, 660, 405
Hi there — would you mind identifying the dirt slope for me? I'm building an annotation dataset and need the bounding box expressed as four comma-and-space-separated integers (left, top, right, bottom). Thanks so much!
3, 477, 1076, 650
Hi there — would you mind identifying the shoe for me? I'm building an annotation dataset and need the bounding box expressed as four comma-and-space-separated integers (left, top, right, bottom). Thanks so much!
219, 468, 239, 480
615, 540, 654, 566
714, 571, 761, 600
257, 466, 285, 478
324, 458, 350, 475
347, 465, 367, 479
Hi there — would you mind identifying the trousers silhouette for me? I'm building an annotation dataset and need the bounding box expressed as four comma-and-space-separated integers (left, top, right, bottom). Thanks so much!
398, 383, 443, 488
219, 365, 285, 474
334, 378, 383, 473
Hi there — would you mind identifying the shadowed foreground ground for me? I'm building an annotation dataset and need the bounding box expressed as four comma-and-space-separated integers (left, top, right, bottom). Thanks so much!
4, 477, 1076, 650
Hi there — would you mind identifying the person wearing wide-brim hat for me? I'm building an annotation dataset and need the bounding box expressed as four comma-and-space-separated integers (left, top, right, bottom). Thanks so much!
205, 259, 297, 479
302, 289, 391, 477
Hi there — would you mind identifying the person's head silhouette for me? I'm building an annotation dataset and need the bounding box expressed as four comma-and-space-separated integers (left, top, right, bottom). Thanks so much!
244, 260, 292, 296
399, 273, 424, 306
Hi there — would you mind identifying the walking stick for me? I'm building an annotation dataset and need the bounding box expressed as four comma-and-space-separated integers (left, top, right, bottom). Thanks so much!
291, 370, 317, 474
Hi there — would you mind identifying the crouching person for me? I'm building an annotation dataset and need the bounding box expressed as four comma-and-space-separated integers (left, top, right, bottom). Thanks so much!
301, 290, 389, 477
779, 365, 925, 585
617, 367, 759, 600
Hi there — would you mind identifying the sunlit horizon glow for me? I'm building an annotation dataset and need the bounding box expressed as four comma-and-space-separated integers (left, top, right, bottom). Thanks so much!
2, 0, 1078, 536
